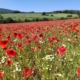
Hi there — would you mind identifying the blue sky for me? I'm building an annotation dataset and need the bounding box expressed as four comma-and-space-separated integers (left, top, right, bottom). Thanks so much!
0, 0, 80, 12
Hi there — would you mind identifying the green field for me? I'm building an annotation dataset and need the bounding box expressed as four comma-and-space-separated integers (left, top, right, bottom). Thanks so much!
1, 13, 78, 20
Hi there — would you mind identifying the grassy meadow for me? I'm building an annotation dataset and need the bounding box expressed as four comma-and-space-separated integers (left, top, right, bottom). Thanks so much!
1, 13, 78, 21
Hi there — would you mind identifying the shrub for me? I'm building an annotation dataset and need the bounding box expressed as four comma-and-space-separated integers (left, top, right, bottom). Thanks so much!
35, 18, 40, 21
51, 14, 54, 16
0, 15, 6, 23
24, 19, 31, 22
6, 17, 14, 23
67, 15, 72, 17
43, 18, 49, 21
17, 19, 23, 22
59, 17, 66, 20
31, 18, 36, 22
0, 15, 3, 19
31, 18, 42, 22
77, 13, 80, 17
45, 14, 49, 16
0, 19, 3, 23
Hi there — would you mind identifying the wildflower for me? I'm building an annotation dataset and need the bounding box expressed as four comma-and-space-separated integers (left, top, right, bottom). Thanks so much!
22, 68, 33, 78
48, 37, 59, 43
67, 38, 71, 42
53, 73, 63, 77
6, 60, 12, 66
43, 54, 54, 61
13, 62, 21, 72
14, 33, 17, 38
17, 33, 23, 39
17, 43, 23, 49
26, 39, 31, 44
56, 46, 67, 56
0, 71, 3, 78
37, 46, 41, 50
1, 56, 6, 63
0, 39, 8, 48
31, 47, 35, 52
33, 36, 38, 41
77, 67, 80, 77
6, 49, 17, 58
39, 33, 44, 39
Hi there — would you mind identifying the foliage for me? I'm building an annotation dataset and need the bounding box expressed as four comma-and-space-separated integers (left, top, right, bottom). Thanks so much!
59, 17, 67, 20
77, 12, 80, 17
0, 13, 79, 23
24, 18, 31, 22
13, 10, 21, 13
42, 12, 46, 15
67, 15, 72, 17
0, 15, 5, 23
6, 17, 14, 23
53, 10, 80, 14
0, 15, 3, 19
51, 14, 54, 16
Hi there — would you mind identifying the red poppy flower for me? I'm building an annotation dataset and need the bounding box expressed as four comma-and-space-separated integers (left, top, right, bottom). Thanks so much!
22, 68, 33, 78
14, 33, 17, 38
0, 71, 3, 78
0, 39, 8, 48
77, 67, 80, 77
39, 33, 44, 39
6, 60, 12, 66
56, 46, 67, 56
26, 39, 31, 44
33, 36, 38, 41
48, 37, 59, 43
18, 33, 23, 39
6, 49, 17, 58
37, 46, 41, 50
17, 43, 23, 49
31, 47, 35, 52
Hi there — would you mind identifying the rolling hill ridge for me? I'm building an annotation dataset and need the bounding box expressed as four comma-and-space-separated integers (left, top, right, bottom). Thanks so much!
0, 8, 14, 12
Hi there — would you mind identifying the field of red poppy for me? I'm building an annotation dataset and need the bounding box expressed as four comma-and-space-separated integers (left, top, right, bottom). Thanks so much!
0, 19, 80, 80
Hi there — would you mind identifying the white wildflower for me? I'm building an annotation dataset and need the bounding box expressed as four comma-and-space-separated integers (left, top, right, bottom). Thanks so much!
56, 73, 63, 77
62, 44, 66, 47
43, 54, 54, 61
68, 38, 71, 41
13, 39, 18, 42
13, 62, 21, 72
53, 73, 63, 77
69, 59, 73, 61
0, 56, 7, 63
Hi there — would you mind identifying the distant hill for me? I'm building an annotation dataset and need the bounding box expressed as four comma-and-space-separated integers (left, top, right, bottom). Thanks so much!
0, 8, 14, 12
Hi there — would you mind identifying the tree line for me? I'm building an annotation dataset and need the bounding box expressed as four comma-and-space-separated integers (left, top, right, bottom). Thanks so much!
53, 10, 80, 14
0, 10, 80, 14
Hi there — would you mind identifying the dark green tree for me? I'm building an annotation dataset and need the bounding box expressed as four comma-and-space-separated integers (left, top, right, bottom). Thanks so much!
42, 12, 46, 15
13, 10, 21, 13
